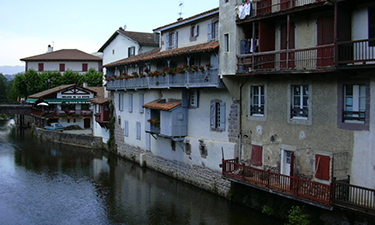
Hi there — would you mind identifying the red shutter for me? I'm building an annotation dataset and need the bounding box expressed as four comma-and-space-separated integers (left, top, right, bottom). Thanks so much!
315, 154, 330, 180
59, 64, 65, 72
82, 63, 88, 72
38, 63, 44, 72
251, 145, 263, 166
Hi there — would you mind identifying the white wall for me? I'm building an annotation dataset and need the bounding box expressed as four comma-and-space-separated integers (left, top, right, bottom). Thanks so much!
102, 34, 140, 66
28, 61, 100, 74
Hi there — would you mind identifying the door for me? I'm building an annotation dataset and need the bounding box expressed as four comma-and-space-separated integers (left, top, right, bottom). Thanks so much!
84, 118, 90, 128
317, 16, 334, 67
281, 150, 293, 176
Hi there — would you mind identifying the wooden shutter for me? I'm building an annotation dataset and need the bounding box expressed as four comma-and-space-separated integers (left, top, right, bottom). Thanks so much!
82, 63, 88, 72
250, 145, 263, 166
139, 93, 144, 113
38, 63, 44, 72
124, 120, 129, 137
208, 23, 212, 41
165, 33, 170, 48
128, 94, 133, 113
59, 64, 65, 72
315, 154, 331, 180
219, 102, 226, 131
174, 31, 178, 49
210, 101, 216, 129
136, 122, 141, 140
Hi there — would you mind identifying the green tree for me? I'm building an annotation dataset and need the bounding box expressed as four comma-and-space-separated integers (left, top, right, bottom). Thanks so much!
24, 69, 43, 95
39, 71, 62, 89
0, 73, 7, 102
11, 72, 27, 98
60, 70, 82, 85
83, 68, 103, 87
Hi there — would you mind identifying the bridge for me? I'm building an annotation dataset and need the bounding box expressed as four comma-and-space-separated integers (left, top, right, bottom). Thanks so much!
0, 104, 32, 115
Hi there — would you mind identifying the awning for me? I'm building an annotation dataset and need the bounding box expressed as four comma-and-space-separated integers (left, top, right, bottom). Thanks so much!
26, 98, 91, 104
142, 99, 181, 111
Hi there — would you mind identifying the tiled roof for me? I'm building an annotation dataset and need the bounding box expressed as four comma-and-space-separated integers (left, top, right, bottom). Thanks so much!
153, 7, 219, 32
28, 84, 98, 99
21, 49, 102, 62
98, 29, 158, 52
87, 87, 111, 104
142, 99, 181, 111
104, 40, 219, 67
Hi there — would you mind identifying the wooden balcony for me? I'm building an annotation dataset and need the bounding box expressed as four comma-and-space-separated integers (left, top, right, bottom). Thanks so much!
221, 158, 332, 208
31, 108, 93, 118
337, 39, 375, 68
94, 113, 110, 128
237, 44, 335, 74
255, 0, 324, 17
106, 69, 222, 91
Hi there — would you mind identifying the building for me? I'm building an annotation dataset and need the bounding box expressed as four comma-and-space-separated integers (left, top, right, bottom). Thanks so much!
219, 0, 375, 215
27, 84, 99, 129
21, 48, 102, 73
104, 8, 236, 195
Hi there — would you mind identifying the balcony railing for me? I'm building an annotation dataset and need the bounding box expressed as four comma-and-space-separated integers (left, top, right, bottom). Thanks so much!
237, 44, 335, 74
333, 181, 375, 215
31, 108, 93, 118
221, 158, 332, 206
338, 39, 375, 66
255, 0, 323, 17
106, 69, 221, 91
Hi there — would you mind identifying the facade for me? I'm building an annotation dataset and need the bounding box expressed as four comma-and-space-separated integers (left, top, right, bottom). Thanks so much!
89, 89, 111, 143
27, 84, 99, 129
21, 48, 102, 73
219, 0, 375, 214
104, 8, 237, 193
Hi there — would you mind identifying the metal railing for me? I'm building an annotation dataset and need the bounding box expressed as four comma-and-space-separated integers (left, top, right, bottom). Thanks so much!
106, 69, 220, 91
237, 44, 335, 73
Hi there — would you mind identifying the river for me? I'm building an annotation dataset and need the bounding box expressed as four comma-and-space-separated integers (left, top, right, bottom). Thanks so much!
0, 120, 282, 225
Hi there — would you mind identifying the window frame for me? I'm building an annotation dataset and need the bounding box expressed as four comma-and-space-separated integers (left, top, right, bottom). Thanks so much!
338, 79, 370, 130
287, 83, 312, 125
166, 31, 178, 50
190, 24, 199, 41
250, 85, 265, 118
128, 46, 135, 57
38, 63, 44, 72
82, 63, 88, 72
210, 99, 226, 132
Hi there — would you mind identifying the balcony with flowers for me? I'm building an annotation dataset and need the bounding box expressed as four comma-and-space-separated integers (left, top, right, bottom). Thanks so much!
106, 64, 222, 91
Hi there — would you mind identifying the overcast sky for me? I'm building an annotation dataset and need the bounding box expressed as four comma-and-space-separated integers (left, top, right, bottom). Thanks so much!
0, 0, 219, 67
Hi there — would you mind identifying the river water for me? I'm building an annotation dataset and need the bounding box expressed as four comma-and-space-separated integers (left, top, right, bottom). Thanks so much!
0, 120, 282, 225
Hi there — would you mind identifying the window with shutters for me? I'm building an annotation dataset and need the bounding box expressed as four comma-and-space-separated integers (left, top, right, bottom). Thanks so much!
128, 47, 135, 57
315, 154, 331, 181
190, 24, 199, 41
250, 145, 263, 166
166, 31, 178, 50
136, 122, 141, 140
128, 93, 133, 113
208, 19, 219, 41
210, 100, 226, 131
119, 93, 124, 111
124, 120, 129, 137
288, 83, 312, 125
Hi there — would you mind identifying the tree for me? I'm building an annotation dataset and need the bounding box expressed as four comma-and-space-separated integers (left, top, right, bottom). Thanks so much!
0, 73, 7, 102
83, 68, 103, 87
60, 70, 82, 85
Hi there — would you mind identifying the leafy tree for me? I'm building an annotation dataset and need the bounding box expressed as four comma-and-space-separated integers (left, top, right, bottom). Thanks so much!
39, 71, 62, 89
0, 73, 7, 102
60, 70, 82, 85
24, 69, 43, 95
11, 72, 27, 98
83, 68, 103, 87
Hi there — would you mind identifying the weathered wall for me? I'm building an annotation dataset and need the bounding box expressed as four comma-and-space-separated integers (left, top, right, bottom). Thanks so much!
32, 126, 104, 149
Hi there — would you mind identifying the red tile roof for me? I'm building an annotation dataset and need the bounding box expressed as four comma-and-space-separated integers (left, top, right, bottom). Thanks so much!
28, 84, 98, 99
98, 29, 158, 52
142, 99, 181, 111
153, 7, 219, 32
21, 49, 102, 62
104, 40, 219, 67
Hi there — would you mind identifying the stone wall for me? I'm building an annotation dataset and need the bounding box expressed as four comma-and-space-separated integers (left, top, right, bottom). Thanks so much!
32, 126, 104, 149
113, 120, 232, 197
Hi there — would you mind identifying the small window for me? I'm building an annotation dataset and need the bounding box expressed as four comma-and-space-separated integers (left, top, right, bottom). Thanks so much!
59, 64, 65, 72
189, 90, 199, 108
124, 120, 129, 137
199, 141, 207, 158
136, 122, 141, 140
224, 33, 229, 52
190, 24, 199, 41
112, 49, 115, 55
315, 154, 330, 180
38, 63, 44, 72
250, 145, 263, 166
128, 47, 135, 57
208, 20, 219, 41
291, 85, 309, 119
128, 94, 133, 113
119, 93, 124, 111
82, 63, 88, 72
250, 85, 265, 116
210, 100, 226, 131
166, 31, 178, 50
139, 93, 144, 113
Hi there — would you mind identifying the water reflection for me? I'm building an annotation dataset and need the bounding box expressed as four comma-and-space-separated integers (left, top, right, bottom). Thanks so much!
0, 121, 282, 225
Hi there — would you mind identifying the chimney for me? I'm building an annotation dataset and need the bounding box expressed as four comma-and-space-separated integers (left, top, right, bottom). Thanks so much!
47, 45, 53, 52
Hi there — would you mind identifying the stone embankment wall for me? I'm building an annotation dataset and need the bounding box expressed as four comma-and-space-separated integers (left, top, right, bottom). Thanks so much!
113, 122, 231, 197
32, 126, 104, 149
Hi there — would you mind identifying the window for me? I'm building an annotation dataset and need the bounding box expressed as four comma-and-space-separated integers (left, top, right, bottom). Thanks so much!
166, 31, 178, 50
38, 63, 44, 72
250, 85, 264, 116
82, 63, 88, 72
136, 122, 141, 140
190, 24, 199, 41
139, 93, 144, 113
112, 49, 115, 55
128, 47, 135, 57
189, 90, 199, 108
124, 120, 129, 137
338, 81, 369, 130
210, 100, 226, 131
128, 94, 133, 113
208, 20, 219, 41
59, 64, 65, 72
291, 85, 309, 119
250, 145, 263, 166
369, 7, 375, 46
315, 154, 330, 181
119, 93, 124, 111
224, 33, 229, 52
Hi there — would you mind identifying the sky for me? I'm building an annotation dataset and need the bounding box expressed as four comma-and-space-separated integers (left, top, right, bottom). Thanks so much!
0, 0, 219, 68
